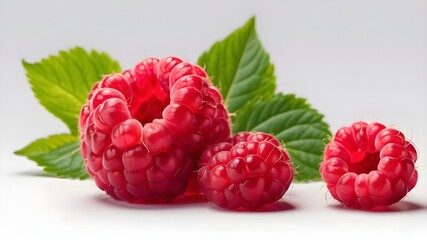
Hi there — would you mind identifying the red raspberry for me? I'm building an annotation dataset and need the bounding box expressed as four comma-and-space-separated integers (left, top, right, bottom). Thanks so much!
79, 57, 231, 203
320, 121, 418, 209
198, 132, 294, 210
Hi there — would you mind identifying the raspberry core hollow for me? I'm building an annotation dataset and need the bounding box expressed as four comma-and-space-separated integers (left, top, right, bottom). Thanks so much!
78, 57, 231, 203
320, 121, 418, 209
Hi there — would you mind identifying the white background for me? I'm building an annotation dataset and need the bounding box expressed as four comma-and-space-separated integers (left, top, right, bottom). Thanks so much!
1, 0, 426, 239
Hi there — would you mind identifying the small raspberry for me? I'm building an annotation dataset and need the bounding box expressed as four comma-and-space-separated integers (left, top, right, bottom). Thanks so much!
79, 57, 231, 203
320, 121, 418, 209
198, 132, 294, 210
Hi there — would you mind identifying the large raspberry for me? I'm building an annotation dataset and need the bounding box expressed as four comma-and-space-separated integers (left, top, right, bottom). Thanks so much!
78, 57, 231, 203
320, 121, 418, 209
198, 132, 294, 210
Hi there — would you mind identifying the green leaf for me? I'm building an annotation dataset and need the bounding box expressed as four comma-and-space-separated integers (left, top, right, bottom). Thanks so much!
233, 94, 331, 182
15, 134, 89, 179
197, 17, 276, 113
22, 47, 121, 135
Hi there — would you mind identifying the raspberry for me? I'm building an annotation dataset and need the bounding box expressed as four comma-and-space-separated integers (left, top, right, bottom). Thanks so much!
79, 57, 231, 203
320, 121, 418, 209
198, 132, 294, 210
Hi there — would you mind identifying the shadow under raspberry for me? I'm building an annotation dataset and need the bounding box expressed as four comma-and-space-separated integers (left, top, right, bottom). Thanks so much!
206, 200, 295, 213
94, 192, 295, 212
329, 200, 424, 213
95, 192, 209, 210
